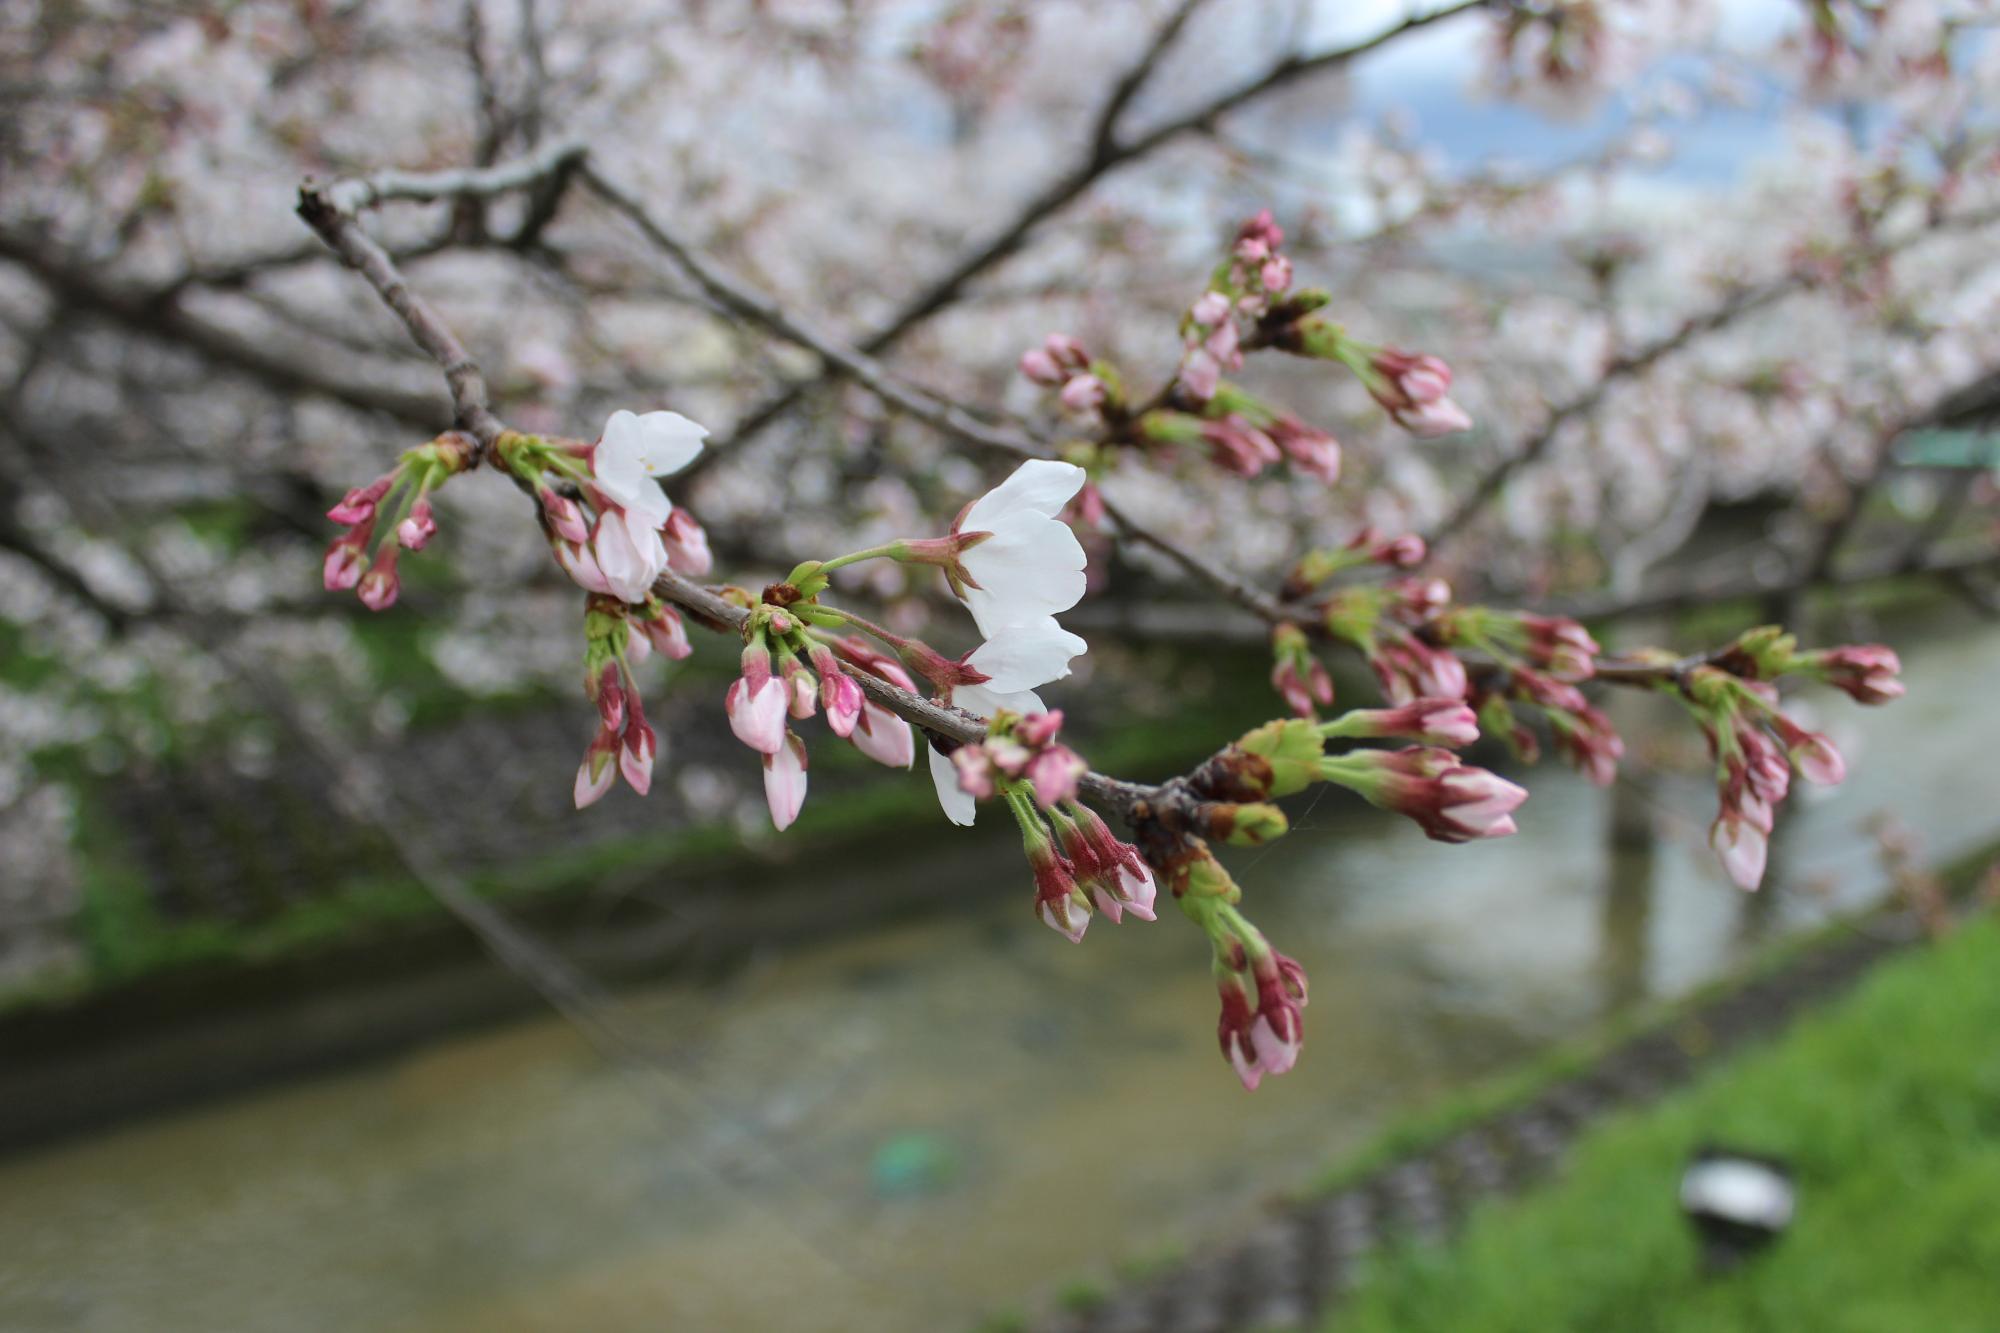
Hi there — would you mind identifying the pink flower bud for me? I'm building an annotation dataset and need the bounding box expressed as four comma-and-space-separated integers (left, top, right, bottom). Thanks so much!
1373, 534, 1426, 567
1260, 256, 1292, 293
822, 669, 864, 738
1769, 713, 1845, 786
1395, 395, 1474, 438
619, 697, 658, 797
1018, 346, 1063, 385
1037, 892, 1091, 943
834, 636, 919, 692
951, 744, 997, 800
1203, 318, 1242, 370
849, 703, 915, 768
1215, 941, 1306, 1092
357, 547, 401, 612
539, 486, 590, 545
726, 670, 789, 756
1014, 709, 1065, 748
574, 728, 619, 809
1812, 644, 1903, 704
1179, 349, 1222, 403
1373, 349, 1452, 401
1270, 654, 1333, 719
1043, 333, 1089, 371
762, 732, 809, 831
1073, 481, 1106, 529
1269, 416, 1341, 483
1058, 373, 1106, 415
1199, 415, 1281, 477
1368, 349, 1473, 436
593, 662, 626, 733
1026, 839, 1091, 944
327, 476, 393, 526
1520, 614, 1600, 678
397, 500, 437, 551
1190, 291, 1232, 327
1329, 747, 1526, 842
1025, 745, 1086, 810
1369, 634, 1469, 704
783, 662, 818, 720
642, 606, 692, 660
1332, 699, 1481, 747
1710, 812, 1768, 891
662, 508, 712, 577
554, 540, 612, 595
322, 523, 371, 591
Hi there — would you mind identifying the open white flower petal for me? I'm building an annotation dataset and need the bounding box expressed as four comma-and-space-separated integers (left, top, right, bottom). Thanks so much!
961, 459, 1086, 531
626, 409, 709, 476
956, 684, 1046, 718
928, 744, 978, 826
961, 513, 1087, 637
593, 508, 668, 602
964, 620, 1087, 694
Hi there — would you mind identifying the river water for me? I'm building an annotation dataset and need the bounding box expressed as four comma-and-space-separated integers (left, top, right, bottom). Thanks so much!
1, 610, 1993, 1332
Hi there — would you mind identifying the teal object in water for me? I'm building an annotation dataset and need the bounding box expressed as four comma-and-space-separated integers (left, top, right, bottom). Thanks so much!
871, 1132, 958, 1197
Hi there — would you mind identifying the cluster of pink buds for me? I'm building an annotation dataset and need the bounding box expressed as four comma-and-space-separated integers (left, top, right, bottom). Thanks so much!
1283, 527, 1426, 598
1509, 671, 1625, 785
722, 598, 932, 830
952, 708, 1087, 811
496, 409, 710, 605
1175, 211, 1292, 404
1421, 605, 1621, 783
1269, 622, 1333, 719
1005, 783, 1155, 943
1320, 580, 1470, 705
1683, 665, 1848, 891
1048, 800, 1158, 924
1196, 900, 1307, 1091
828, 636, 919, 768
1183, 384, 1340, 482
573, 596, 692, 808
1019, 333, 1115, 422
323, 430, 479, 610
1316, 745, 1528, 842
1434, 604, 1600, 677
1284, 316, 1473, 438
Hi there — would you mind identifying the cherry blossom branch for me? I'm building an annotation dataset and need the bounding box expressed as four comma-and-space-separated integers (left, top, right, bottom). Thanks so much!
680, 0, 1490, 476
295, 187, 508, 448
296, 166, 1165, 821
652, 569, 1155, 815
568, 158, 1905, 705
292, 143, 1927, 1088
319, 135, 587, 218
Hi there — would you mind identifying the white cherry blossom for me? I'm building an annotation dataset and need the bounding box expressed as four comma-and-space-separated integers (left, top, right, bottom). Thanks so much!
953, 459, 1088, 637
592, 409, 708, 526
928, 616, 1086, 827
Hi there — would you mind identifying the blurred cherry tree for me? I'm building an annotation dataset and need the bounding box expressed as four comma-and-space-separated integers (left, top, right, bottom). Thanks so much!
2, 0, 1995, 1081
